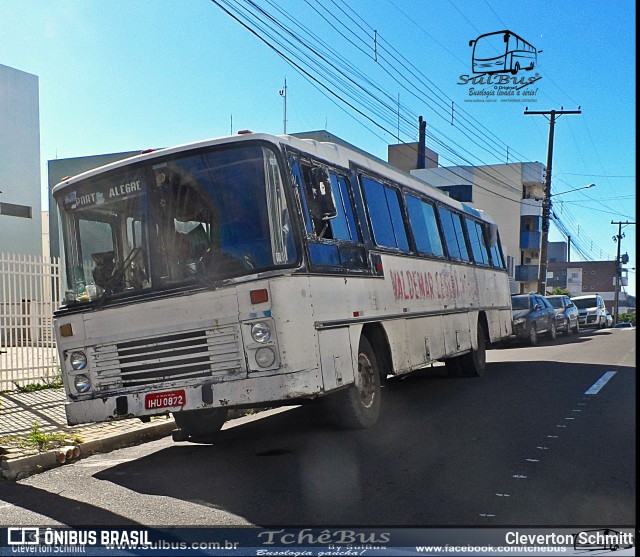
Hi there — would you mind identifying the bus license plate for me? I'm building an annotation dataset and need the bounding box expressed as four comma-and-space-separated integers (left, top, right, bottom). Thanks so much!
145, 390, 186, 410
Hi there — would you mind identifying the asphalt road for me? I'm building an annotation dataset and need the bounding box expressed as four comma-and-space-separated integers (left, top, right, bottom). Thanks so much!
0, 327, 635, 528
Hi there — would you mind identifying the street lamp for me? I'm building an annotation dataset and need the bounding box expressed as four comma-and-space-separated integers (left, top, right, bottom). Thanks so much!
550, 183, 595, 197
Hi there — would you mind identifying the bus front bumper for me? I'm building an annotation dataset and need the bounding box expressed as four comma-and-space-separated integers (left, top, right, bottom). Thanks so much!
65, 369, 323, 426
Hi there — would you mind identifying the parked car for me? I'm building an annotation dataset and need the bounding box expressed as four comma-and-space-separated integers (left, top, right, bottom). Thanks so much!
511, 293, 557, 345
613, 321, 633, 328
571, 294, 607, 328
545, 294, 579, 335
605, 312, 613, 328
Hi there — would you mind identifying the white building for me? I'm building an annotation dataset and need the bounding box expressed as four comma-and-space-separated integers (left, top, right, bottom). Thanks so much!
0, 64, 42, 257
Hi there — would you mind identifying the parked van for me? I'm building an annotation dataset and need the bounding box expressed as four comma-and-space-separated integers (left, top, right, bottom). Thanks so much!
571, 294, 607, 329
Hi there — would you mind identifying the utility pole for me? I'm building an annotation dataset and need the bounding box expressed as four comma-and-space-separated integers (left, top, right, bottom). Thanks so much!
524, 107, 581, 294
417, 116, 426, 169
611, 220, 635, 325
567, 235, 571, 262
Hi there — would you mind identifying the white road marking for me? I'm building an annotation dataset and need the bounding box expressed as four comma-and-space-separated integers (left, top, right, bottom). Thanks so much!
584, 371, 617, 395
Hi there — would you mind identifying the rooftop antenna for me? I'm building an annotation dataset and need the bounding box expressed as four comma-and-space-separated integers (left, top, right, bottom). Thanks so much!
279, 78, 287, 134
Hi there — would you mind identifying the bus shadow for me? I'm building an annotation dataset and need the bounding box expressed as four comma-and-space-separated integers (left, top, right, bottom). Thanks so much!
0, 481, 142, 526
93, 360, 634, 526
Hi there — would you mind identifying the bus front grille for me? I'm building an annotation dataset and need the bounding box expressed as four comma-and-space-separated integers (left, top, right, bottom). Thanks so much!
92, 327, 245, 389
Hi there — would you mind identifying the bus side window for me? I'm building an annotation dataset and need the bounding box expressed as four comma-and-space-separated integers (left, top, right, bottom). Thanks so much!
465, 217, 490, 266
330, 174, 360, 242
293, 157, 366, 270
438, 207, 470, 262
405, 194, 444, 257
360, 176, 409, 251
485, 223, 506, 269
288, 156, 314, 236
299, 162, 337, 239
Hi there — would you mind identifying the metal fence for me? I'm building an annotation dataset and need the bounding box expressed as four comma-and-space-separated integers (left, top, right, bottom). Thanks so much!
0, 253, 62, 391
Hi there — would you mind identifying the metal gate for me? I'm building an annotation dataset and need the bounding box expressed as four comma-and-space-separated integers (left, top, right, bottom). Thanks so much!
0, 253, 61, 391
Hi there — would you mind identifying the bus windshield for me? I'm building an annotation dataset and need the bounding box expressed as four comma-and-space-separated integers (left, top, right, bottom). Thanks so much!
56, 143, 296, 304
473, 33, 507, 61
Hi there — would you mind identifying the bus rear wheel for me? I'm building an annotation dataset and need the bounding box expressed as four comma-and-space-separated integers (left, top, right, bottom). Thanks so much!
460, 324, 487, 377
329, 336, 381, 430
172, 407, 228, 443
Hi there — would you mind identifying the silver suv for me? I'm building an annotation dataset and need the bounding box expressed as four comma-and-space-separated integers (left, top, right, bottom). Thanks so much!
571, 294, 607, 329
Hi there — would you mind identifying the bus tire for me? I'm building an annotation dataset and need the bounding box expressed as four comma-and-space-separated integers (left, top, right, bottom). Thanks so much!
330, 336, 381, 430
460, 324, 487, 377
528, 323, 538, 346
173, 407, 228, 443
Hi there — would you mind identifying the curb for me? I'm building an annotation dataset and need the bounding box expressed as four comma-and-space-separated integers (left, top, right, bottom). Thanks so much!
0, 419, 176, 482
0, 406, 295, 482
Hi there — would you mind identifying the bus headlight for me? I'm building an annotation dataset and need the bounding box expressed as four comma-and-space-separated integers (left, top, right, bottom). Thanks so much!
74, 374, 91, 393
513, 317, 526, 326
251, 322, 272, 343
255, 347, 276, 368
70, 351, 87, 370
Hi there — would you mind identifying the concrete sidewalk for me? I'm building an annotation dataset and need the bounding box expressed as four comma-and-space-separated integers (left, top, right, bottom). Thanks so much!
0, 388, 175, 481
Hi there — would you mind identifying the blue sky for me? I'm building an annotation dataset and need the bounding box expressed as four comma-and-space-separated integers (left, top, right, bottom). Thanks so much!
1, 0, 636, 295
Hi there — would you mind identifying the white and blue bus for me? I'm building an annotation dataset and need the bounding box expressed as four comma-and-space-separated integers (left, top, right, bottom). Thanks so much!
53, 132, 512, 441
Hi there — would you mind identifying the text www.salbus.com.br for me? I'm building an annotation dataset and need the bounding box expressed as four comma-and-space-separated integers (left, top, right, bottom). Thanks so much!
7, 541, 239, 553
416, 546, 568, 553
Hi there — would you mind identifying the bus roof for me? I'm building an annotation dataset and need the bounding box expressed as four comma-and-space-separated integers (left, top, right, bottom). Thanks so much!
473, 29, 535, 50
52, 132, 495, 224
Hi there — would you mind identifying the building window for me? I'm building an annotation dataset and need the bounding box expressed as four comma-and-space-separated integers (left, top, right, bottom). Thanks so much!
0, 202, 32, 219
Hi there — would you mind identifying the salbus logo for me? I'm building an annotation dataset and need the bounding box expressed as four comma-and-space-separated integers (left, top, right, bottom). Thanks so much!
459, 30, 542, 102
469, 30, 541, 75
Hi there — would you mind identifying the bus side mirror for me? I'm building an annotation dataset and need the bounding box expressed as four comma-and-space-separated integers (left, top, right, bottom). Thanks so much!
468, 40, 475, 47
308, 166, 338, 221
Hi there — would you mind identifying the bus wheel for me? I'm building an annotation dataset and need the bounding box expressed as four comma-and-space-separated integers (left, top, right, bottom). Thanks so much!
330, 336, 381, 429
172, 407, 228, 443
528, 323, 538, 346
460, 324, 487, 377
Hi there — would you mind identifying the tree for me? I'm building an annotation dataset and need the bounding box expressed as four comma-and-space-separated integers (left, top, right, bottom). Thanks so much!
551, 287, 571, 296
618, 311, 636, 325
